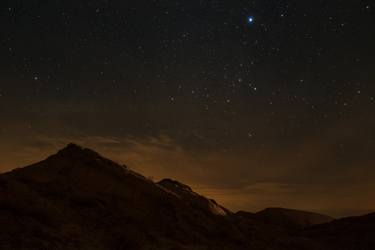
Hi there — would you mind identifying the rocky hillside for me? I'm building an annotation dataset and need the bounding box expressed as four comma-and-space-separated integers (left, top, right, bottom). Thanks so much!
0, 144, 373, 250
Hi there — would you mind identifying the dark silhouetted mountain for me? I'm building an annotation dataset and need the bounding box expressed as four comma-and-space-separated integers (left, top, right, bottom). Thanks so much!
0, 144, 374, 249
0, 144, 246, 249
253, 207, 334, 229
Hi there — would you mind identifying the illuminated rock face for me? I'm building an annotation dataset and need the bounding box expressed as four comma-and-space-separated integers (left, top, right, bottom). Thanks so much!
158, 178, 230, 216
0, 144, 374, 250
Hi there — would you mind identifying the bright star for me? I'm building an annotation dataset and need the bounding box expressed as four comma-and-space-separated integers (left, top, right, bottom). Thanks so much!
248, 16, 254, 24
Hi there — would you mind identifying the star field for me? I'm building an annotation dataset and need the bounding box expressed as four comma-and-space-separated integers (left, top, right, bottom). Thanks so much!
0, 0, 375, 216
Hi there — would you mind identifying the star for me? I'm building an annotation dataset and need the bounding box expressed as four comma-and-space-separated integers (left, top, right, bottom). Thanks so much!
248, 16, 254, 24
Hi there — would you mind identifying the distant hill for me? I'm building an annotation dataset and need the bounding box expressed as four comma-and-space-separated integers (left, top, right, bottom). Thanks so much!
253, 207, 333, 229
0, 144, 374, 249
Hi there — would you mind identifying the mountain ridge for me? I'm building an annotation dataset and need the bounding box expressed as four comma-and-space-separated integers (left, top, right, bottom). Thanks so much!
0, 143, 374, 250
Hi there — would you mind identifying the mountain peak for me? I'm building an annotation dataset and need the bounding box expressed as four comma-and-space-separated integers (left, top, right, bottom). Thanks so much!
5, 143, 127, 185
62, 143, 83, 151
56, 143, 100, 159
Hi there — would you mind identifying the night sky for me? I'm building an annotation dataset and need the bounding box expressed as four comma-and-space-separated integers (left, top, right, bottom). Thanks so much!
1, 0, 374, 217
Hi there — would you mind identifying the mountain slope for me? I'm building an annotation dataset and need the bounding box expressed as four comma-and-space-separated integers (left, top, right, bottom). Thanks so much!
0, 144, 247, 249
0, 144, 374, 250
158, 178, 230, 216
